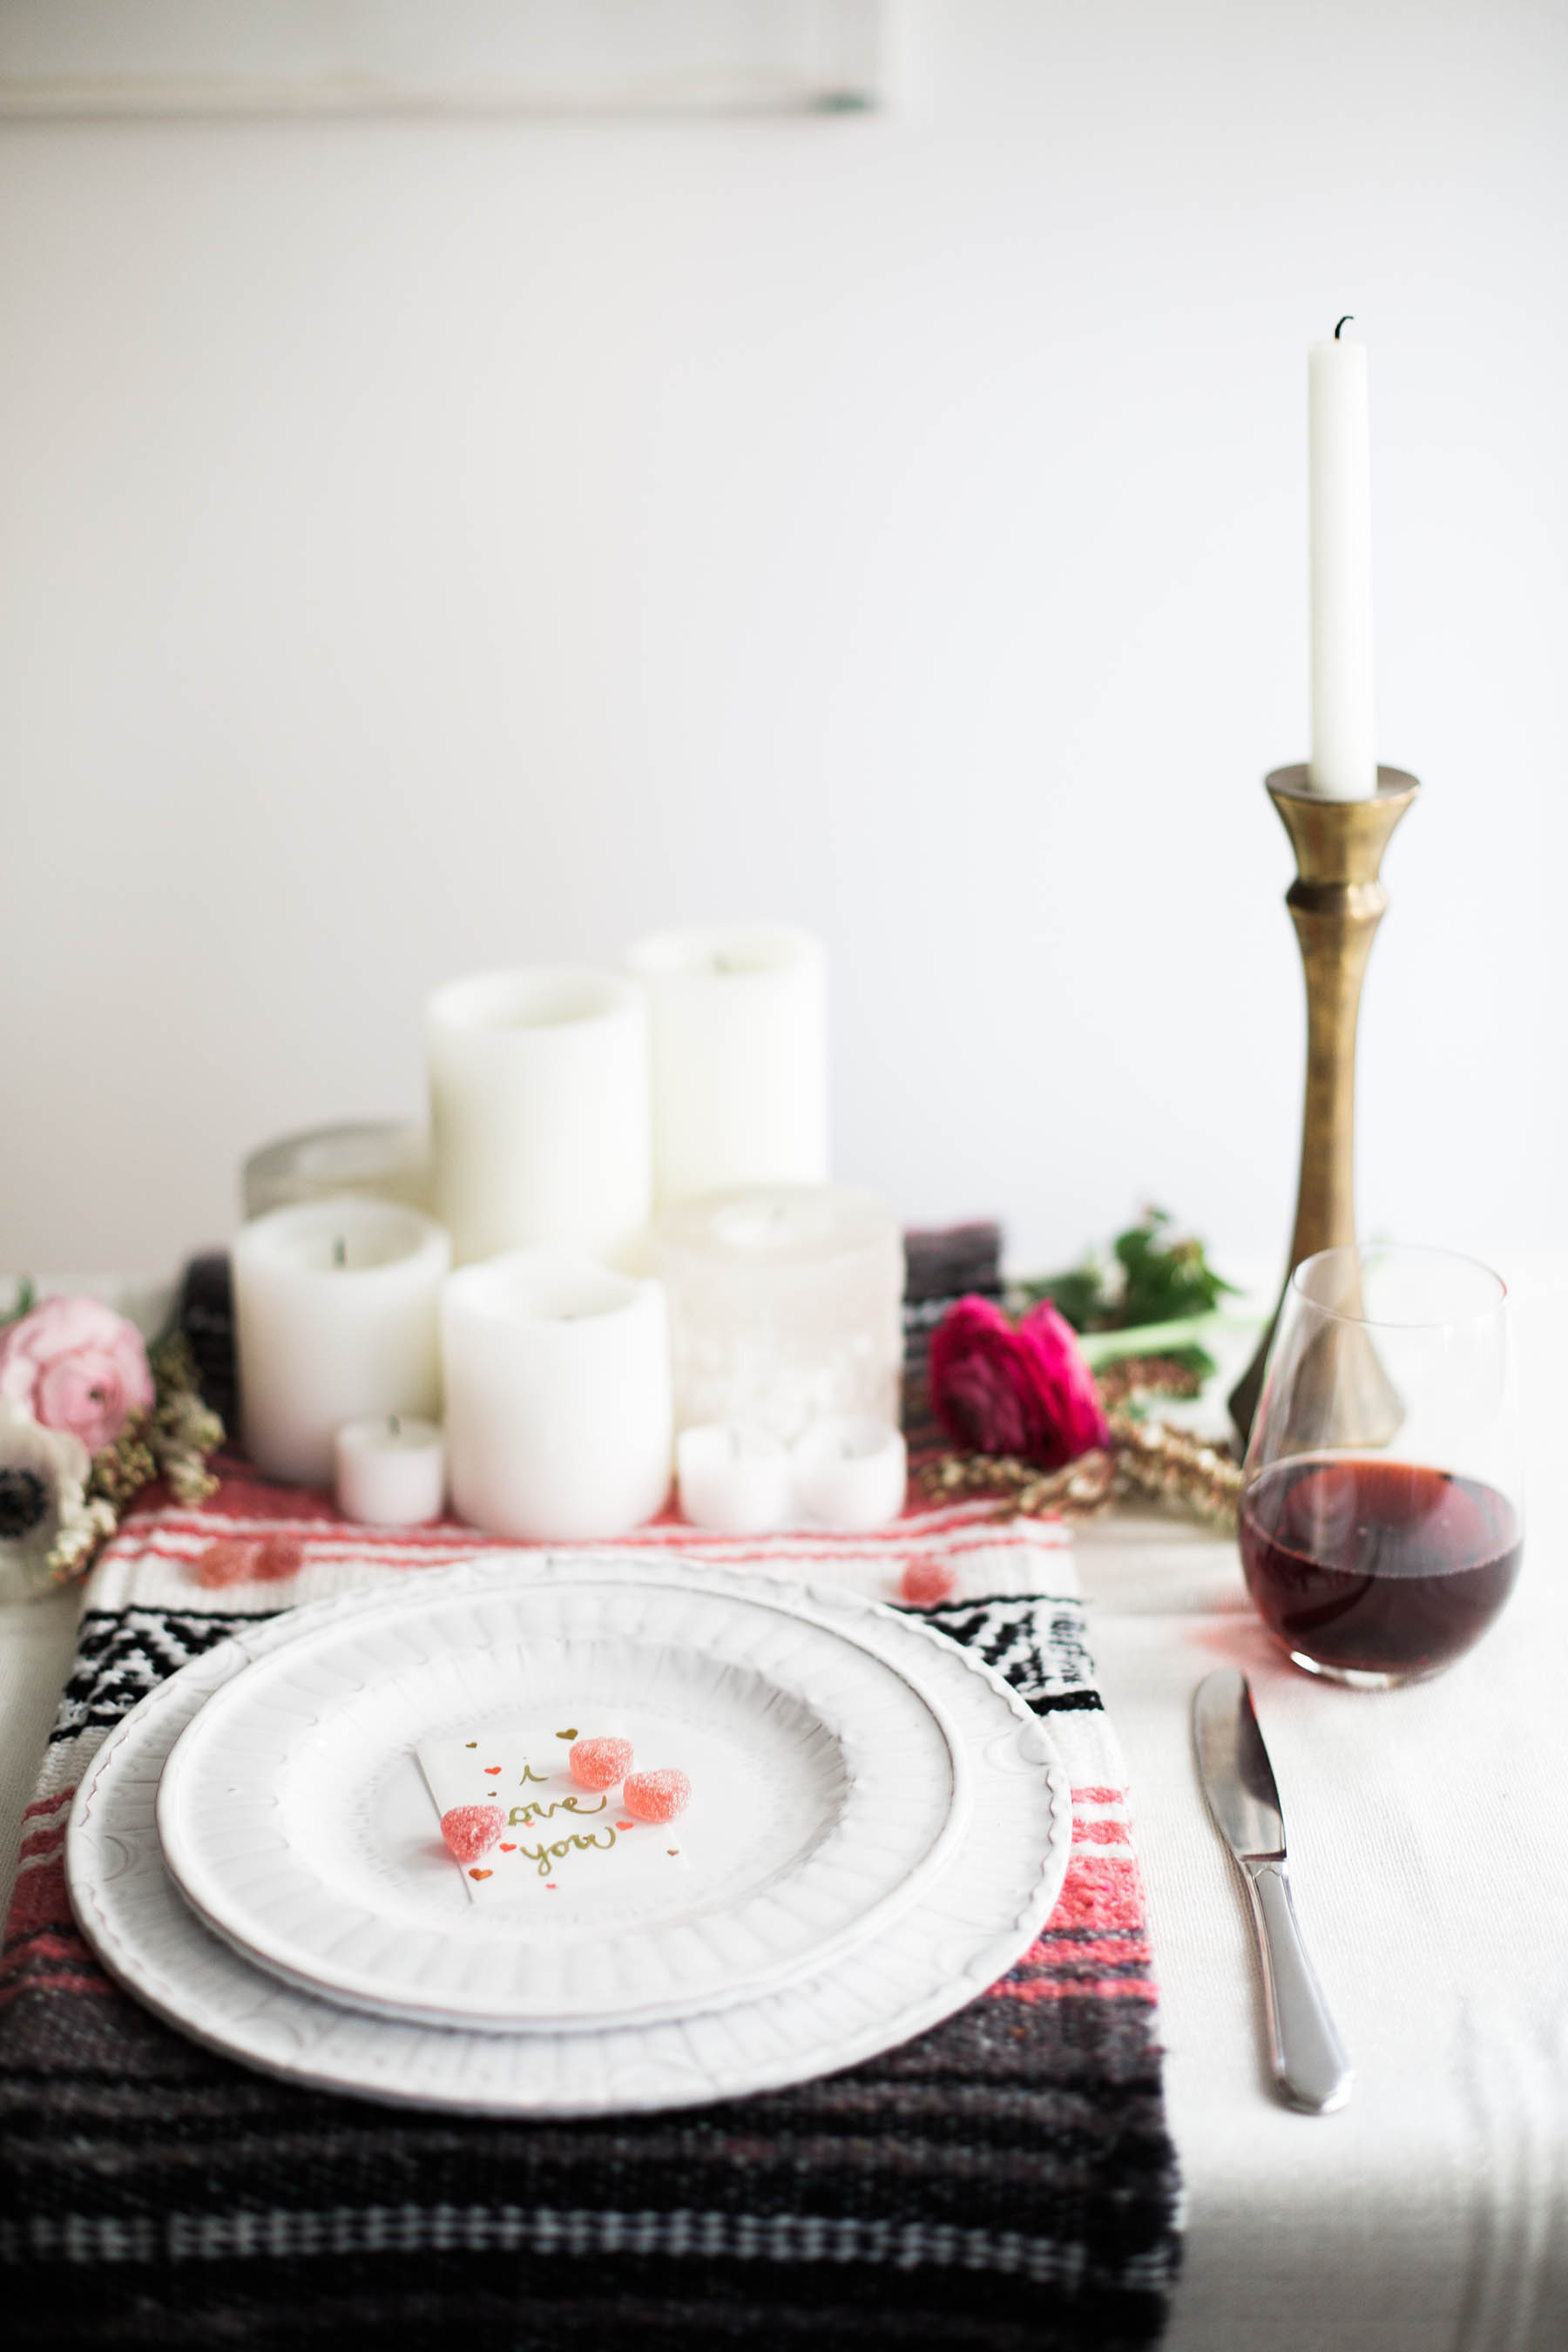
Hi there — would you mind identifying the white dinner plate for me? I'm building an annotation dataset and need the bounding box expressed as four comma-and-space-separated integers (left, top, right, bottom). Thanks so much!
69, 1554, 1072, 2117
155, 1564, 970, 2031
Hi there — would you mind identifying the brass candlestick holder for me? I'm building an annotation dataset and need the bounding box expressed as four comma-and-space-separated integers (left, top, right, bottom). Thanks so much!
1228, 763, 1420, 1450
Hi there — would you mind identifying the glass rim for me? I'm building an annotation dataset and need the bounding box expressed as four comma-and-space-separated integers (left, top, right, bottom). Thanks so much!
1288, 1242, 1507, 1332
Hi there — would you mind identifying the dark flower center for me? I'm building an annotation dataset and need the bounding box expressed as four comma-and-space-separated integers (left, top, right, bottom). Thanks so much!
0, 1468, 49, 1538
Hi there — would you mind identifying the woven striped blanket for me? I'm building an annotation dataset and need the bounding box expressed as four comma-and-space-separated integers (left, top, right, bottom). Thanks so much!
0, 1263, 1180, 2349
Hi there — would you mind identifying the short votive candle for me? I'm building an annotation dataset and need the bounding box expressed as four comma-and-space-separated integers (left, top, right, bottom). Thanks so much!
335, 1414, 446, 1526
792, 1416, 908, 1531
676, 1423, 794, 1535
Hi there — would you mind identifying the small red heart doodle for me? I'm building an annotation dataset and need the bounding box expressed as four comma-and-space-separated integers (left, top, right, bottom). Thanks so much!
483, 1766, 501, 1774
500, 1843, 516, 1852
616, 1820, 634, 1831
545, 1882, 558, 1890
469, 1868, 493, 1881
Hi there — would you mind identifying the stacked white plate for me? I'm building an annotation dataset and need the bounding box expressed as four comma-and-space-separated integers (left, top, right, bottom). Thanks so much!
66, 1554, 1072, 2116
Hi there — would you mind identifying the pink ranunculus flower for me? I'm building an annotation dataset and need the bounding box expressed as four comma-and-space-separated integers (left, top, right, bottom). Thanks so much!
928, 1294, 1110, 1470
0, 1296, 155, 1456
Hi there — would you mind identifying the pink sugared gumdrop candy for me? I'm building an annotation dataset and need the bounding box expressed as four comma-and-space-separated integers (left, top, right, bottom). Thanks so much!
900, 1558, 957, 1606
570, 1736, 633, 1791
441, 1804, 505, 1863
622, 1768, 691, 1824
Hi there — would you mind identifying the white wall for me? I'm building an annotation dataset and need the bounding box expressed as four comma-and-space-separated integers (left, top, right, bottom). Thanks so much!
3, 0, 1565, 1283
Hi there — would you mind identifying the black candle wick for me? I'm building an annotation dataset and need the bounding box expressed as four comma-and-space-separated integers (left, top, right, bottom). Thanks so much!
1334, 314, 1354, 340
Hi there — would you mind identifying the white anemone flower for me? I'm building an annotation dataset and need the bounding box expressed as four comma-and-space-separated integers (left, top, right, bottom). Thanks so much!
0, 1400, 97, 1601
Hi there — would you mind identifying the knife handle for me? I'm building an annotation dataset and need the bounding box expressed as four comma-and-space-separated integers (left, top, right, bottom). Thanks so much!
1240, 1858, 1353, 2114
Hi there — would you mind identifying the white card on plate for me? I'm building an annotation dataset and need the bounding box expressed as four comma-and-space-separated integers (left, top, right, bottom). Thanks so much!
416, 1722, 690, 1906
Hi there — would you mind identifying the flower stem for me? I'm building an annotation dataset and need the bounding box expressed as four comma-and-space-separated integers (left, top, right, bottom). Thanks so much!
1075, 1311, 1260, 1369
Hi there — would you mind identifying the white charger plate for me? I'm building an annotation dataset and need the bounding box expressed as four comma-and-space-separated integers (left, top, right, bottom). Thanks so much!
154, 1565, 970, 2031
68, 1555, 1072, 2118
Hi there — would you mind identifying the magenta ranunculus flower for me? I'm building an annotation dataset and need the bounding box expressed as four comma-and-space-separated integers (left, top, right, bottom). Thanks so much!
928, 1294, 1109, 1470
0, 1296, 155, 1456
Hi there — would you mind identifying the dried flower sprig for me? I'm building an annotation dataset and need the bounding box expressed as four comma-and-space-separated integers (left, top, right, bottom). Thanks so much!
920, 1446, 1119, 1521
1091, 1349, 1207, 1415
142, 1333, 226, 1505
41, 1496, 122, 1585
1105, 1412, 1244, 1528
920, 1415, 1241, 1532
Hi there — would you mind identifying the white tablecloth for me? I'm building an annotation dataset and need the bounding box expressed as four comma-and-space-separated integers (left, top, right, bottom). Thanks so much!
4, 1267, 1566, 2350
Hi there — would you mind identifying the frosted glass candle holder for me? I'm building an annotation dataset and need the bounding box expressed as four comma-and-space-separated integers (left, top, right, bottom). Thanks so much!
242, 1122, 430, 1220
653, 1184, 904, 1443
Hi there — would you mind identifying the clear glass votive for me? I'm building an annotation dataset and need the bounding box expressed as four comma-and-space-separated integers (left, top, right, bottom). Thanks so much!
242, 1121, 430, 1221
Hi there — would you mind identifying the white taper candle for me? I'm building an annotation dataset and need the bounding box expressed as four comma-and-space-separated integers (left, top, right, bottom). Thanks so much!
1308, 321, 1377, 800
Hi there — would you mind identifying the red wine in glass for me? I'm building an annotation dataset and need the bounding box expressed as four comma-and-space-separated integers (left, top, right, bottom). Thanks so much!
1240, 1456, 1522, 1683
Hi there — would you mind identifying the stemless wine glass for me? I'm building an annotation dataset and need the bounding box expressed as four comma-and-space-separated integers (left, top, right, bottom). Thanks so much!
1240, 1245, 1523, 1687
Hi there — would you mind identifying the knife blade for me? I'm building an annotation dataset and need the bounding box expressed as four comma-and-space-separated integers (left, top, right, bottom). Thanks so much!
1193, 1668, 1352, 2114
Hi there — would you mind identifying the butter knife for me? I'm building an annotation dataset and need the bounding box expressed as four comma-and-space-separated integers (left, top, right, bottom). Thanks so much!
1193, 1667, 1352, 2114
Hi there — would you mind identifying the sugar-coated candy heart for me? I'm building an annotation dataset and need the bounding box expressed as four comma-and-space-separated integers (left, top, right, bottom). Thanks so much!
441, 1804, 504, 1863
900, 1558, 956, 1606
253, 1535, 305, 1584
570, 1736, 633, 1792
622, 1768, 690, 1824
192, 1534, 306, 1590
192, 1538, 259, 1590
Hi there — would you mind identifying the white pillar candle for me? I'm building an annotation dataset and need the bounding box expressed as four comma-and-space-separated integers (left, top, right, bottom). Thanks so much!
1308, 324, 1376, 800
442, 1250, 672, 1541
233, 1200, 450, 1486
654, 1184, 904, 1443
625, 923, 828, 1204
427, 968, 651, 1268
335, 1414, 446, 1526
676, 1423, 793, 1535
793, 1416, 908, 1531
242, 1121, 429, 1221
